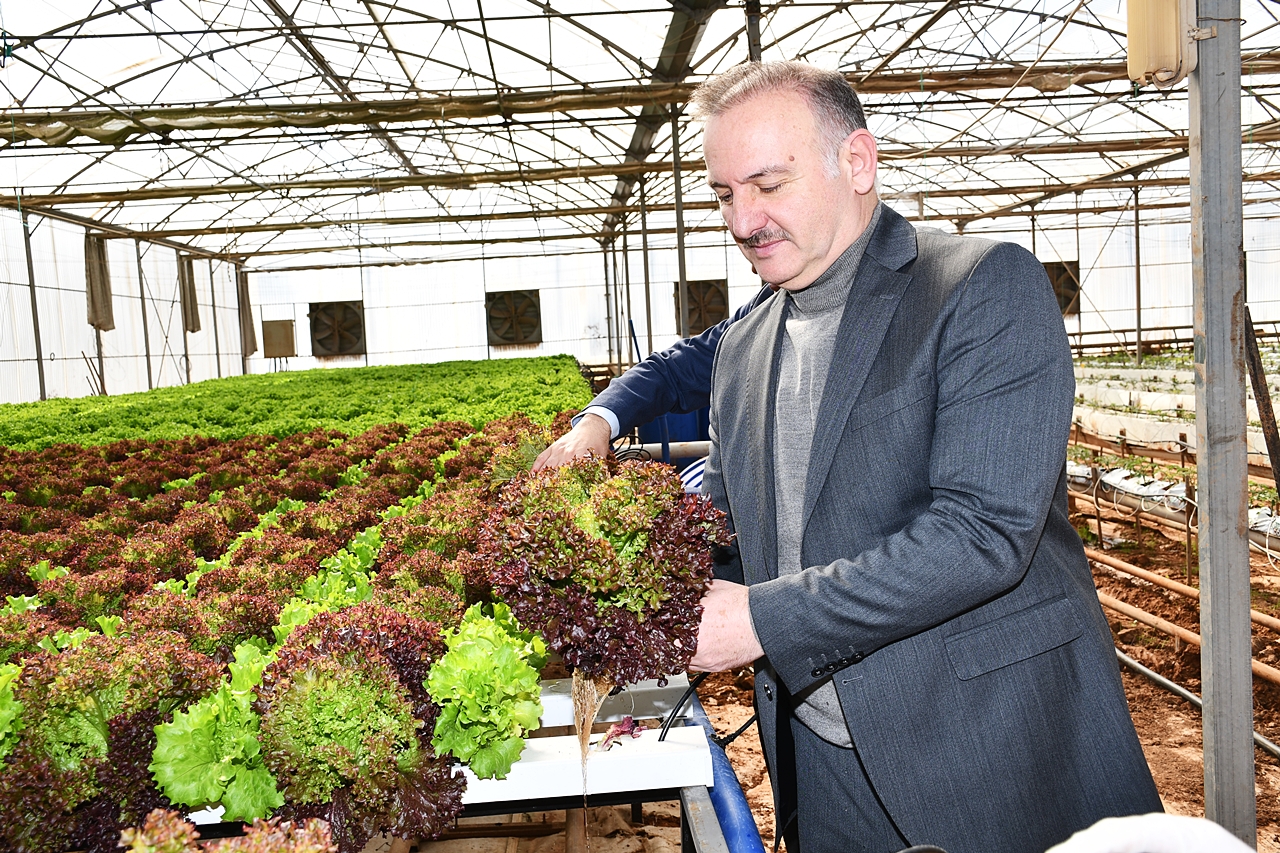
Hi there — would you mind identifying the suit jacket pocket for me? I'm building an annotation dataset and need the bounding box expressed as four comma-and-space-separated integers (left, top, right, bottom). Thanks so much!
944, 597, 1083, 680
846, 374, 933, 435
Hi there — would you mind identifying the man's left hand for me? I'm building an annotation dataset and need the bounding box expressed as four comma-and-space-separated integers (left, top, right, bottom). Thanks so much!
689, 579, 764, 672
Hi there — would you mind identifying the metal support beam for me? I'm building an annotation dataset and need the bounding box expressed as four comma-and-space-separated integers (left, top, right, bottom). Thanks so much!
262, 0, 421, 176
20, 122, 1280, 213
623, 228, 634, 366
745, 0, 762, 62
1134, 187, 1143, 366
208, 259, 222, 379
135, 240, 154, 390
598, 0, 722, 243
235, 264, 250, 376
1189, 0, 1256, 843
20, 211, 47, 401
13, 57, 1280, 148
603, 247, 614, 373
672, 109, 689, 339
95, 327, 106, 395
640, 176, 654, 356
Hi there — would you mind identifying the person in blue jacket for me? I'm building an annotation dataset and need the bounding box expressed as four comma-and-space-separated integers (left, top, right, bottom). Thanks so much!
533, 285, 770, 470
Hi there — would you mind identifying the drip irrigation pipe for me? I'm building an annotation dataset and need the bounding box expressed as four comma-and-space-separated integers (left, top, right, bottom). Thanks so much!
1066, 480, 1280, 559
1087, 547, 1280, 634
1097, 591, 1280, 686
1115, 649, 1280, 761
685, 693, 768, 853
712, 712, 758, 750
659, 671, 709, 742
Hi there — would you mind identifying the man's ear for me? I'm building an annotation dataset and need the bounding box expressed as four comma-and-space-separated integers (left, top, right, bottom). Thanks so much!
843, 128, 878, 195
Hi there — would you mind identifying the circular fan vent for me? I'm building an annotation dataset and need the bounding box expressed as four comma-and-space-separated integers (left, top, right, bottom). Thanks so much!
486, 290, 543, 345
308, 301, 366, 357
676, 279, 729, 336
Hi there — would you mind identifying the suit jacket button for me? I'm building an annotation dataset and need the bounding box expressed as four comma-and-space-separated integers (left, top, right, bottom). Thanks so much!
824, 662, 838, 673
851, 652, 864, 663
838, 657, 850, 666
811, 668, 823, 678
764, 685, 774, 700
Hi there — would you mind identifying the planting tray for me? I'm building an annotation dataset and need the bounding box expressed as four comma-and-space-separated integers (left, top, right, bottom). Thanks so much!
188, 673, 711, 822
461, 673, 712, 805
460, 725, 712, 804
538, 672, 692, 727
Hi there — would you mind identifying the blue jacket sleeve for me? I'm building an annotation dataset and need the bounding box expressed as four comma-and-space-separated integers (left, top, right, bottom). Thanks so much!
591, 284, 774, 434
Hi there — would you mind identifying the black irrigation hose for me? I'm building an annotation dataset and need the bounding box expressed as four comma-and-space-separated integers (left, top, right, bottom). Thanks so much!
712, 712, 758, 749
1115, 648, 1280, 761
658, 671, 710, 742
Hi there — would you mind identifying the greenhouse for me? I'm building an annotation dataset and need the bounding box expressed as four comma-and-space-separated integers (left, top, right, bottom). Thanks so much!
2, 1, 1280, 852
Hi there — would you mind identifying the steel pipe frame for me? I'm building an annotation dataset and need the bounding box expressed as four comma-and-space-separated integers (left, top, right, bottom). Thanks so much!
19, 210, 47, 401
8, 57, 1280, 148
1115, 650, 1280, 762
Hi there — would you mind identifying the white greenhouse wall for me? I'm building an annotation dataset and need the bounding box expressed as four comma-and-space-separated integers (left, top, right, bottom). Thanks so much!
247, 233, 758, 374
0, 209, 246, 406
966, 206, 1280, 351
5, 202, 1280, 406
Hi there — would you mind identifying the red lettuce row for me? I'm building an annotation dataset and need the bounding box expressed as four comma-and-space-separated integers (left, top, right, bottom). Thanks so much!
0, 631, 221, 853
121, 809, 335, 853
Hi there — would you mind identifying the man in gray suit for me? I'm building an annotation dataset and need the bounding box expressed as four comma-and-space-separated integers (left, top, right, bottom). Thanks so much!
684, 62, 1161, 853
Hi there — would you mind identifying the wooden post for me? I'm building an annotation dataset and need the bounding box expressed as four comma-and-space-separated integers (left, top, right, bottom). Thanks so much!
1189, 0, 1256, 838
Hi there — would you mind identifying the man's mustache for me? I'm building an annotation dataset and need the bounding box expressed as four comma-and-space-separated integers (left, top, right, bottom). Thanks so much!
738, 229, 789, 249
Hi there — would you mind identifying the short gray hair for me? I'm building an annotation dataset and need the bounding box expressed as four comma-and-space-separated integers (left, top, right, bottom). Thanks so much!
689, 61, 868, 175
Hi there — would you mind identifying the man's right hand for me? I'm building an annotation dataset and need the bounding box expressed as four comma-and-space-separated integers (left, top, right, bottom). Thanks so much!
532, 412, 612, 471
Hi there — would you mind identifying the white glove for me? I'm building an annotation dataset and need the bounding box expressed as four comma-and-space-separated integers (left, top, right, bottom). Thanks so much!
1045, 813, 1254, 853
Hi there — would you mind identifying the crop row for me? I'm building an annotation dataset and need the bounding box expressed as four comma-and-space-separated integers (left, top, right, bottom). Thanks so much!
0, 412, 574, 853
0, 364, 726, 853
0, 355, 592, 451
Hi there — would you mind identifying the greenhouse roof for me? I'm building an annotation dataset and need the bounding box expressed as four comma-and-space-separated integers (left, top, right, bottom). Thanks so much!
2, 0, 1279, 271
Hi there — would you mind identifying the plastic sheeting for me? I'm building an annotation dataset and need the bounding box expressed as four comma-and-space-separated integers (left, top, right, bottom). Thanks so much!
0, 210, 246, 405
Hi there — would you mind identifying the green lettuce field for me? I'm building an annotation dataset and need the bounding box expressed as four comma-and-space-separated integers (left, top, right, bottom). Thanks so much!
0, 356, 592, 450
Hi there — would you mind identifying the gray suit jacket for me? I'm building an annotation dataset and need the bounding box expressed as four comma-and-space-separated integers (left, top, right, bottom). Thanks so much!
704, 206, 1160, 853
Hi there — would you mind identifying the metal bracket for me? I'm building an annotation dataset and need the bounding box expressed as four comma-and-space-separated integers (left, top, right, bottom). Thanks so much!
1190, 25, 1218, 40
680, 786, 731, 853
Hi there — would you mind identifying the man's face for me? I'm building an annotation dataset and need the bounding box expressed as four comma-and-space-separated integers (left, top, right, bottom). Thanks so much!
703, 89, 876, 292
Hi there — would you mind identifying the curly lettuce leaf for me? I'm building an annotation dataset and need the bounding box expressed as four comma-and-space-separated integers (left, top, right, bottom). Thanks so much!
426, 604, 543, 779
0, 662, 22, 764
150, 643, 283, 822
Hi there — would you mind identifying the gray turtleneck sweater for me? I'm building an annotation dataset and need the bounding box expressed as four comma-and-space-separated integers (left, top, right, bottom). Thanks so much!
772, 202, 882, 747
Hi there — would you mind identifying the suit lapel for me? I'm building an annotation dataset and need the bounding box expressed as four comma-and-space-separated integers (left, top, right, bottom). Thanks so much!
748, 293, 788, 580
802, 213, 917, 530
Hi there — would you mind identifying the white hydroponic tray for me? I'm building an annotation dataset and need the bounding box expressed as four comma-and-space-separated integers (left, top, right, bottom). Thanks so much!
461, 674, 712, 804
538, 672, 692, 727
459, 725, 712, 804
